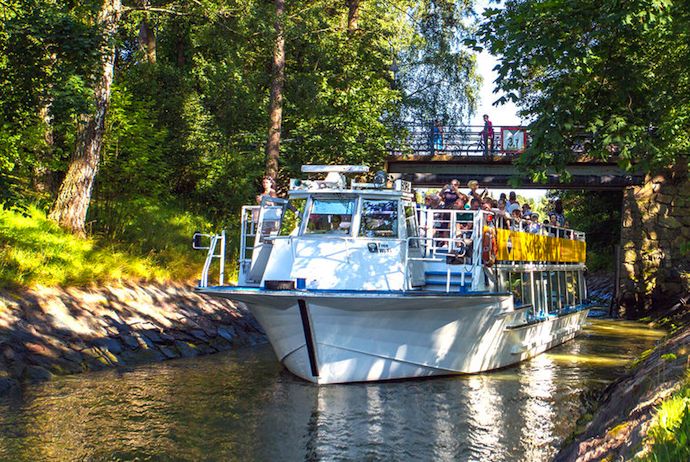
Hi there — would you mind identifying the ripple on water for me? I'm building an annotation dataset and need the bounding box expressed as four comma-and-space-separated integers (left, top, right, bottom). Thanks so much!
0, 319, 664, 462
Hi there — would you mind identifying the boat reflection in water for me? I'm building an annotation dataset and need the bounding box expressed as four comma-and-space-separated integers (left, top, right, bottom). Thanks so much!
0, 320, 665, 461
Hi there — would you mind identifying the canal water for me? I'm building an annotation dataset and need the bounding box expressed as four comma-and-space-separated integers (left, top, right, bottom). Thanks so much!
0, 320, 664, 461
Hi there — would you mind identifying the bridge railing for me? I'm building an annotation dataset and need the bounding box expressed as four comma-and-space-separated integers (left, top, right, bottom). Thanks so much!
389, 123, 530, 157
389, 123, 602, 158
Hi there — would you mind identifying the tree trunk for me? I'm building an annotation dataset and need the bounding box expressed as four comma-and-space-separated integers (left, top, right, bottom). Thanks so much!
32, 52, 57, 193
176, 35, 185, 67
264, 0, 285, 180
48, 0, 122, 236
347, 0, 361, 33
138, 16, 156, 64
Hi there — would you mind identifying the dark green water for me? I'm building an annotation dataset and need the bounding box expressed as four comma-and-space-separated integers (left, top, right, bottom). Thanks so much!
0, 320, 664, 462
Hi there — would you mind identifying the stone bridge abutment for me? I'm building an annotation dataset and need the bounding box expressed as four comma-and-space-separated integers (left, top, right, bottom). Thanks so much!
618, 160, 690, 317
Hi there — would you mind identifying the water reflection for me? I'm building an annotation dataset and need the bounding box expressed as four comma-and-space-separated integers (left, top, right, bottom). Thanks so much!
0, 320, 664, 461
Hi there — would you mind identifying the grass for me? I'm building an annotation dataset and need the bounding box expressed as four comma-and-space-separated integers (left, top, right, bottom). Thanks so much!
637, 373, 690, 462
0, 204, 213, 289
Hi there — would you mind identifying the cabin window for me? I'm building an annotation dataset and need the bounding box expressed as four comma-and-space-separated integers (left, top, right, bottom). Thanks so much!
558, 271, 568, 308
508, 272, 523, 305
404, 203, 419, 247
257, 205, 284, 243
522, 273, 533, 308
570, 271, 581, 305
359, 199, 399, 238
566, 271, 579, 306
305, 198, 356, 235
549, 271, 560, 313
279, 198, 306, 236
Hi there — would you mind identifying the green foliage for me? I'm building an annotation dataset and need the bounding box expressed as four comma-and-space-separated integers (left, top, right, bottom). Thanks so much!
90, 84, 169, 237
396, 0, 480, 122
0, 0, 480, 287
637, 375, 690, 462
547, 190, 622, 271
0, 205, 207, 289
480, 0, 690, 180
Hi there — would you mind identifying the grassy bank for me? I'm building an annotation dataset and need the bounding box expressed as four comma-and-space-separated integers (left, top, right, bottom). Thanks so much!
639, 372, 690, 461
0, 205, 212, 289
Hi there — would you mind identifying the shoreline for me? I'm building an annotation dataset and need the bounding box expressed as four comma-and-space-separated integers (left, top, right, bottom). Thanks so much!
0, 282, 267, 395
555, 298, 690, 461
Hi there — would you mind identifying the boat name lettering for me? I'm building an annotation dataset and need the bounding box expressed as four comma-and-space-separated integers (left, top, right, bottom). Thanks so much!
367, 242, 393, 253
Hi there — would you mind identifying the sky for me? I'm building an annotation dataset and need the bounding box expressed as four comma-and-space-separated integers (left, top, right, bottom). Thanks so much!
469, 50, 522, 127
468, 1, 546, 202
469, 1, 521, 127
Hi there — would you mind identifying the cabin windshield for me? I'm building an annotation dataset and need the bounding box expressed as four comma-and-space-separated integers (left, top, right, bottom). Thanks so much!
360, 199, 399, 238
305, 198, 356, 235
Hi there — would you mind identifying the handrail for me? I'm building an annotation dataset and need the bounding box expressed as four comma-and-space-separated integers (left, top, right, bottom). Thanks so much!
194, 230, 226, 288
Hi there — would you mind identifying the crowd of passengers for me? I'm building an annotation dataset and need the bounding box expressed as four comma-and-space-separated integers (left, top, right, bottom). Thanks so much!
422, 179, 571, 237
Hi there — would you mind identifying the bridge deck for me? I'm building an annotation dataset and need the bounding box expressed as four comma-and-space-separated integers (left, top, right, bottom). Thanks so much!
386, 123, 640, 189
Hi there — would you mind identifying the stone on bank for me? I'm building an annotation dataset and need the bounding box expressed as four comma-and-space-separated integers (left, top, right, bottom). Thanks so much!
0, 282, 266, 393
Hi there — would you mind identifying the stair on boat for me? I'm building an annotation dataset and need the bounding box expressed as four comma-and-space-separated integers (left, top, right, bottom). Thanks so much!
423, 270, 473, 293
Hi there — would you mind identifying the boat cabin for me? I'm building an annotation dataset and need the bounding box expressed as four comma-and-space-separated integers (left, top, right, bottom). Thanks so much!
200, 165, 590, 320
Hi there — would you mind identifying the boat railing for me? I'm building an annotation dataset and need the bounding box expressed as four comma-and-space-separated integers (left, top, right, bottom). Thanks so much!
194, 230, 226, 288
417, 208, 483, 261
404, 236, 478, 292
239, 206, 259, 275
493, 213, 585, 241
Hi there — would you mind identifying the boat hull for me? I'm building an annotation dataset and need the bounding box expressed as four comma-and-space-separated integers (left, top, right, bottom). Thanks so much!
199, 288, 589, 384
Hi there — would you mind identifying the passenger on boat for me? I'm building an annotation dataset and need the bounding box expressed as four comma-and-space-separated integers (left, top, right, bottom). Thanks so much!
453, 197, 467, 210
424, 194, 439, 209
440, 183, 460, 209
522, 203, 533, 218
493, 199, 511, 229
528, 213, 541, 234
510, 209, 523, 231
507, 191, 520, 214
470, 198, 481, 211
453, 221, 474, 263
553, 199, 566, 226
255, 176, 278, 204
467, 180, 487, 201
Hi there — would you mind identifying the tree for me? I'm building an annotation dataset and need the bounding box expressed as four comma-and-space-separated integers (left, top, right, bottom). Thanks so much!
396, 0, 480, 123
479, 0, 690, 179
48, 0, 123, 236
264, 0, 285, 180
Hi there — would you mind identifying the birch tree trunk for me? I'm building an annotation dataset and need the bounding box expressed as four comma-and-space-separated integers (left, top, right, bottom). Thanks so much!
48, 0, 122, 236
264, 0, 285, 180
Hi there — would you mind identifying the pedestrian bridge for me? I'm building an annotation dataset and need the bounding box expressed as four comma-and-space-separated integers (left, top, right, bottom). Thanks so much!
386, 123, 643, 189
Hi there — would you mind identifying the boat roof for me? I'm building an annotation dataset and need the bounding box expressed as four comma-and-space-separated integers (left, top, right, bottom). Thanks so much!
288, 165, 414, 200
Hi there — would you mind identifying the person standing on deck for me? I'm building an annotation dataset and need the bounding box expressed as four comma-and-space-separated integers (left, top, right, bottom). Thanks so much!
506, 191, 520, 214
256, 176, 278, 204
481, 114, 494, 156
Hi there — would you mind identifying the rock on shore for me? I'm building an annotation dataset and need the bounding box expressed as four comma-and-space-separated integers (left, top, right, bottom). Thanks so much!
0, 282, 266, 393
554, 300, 690, 461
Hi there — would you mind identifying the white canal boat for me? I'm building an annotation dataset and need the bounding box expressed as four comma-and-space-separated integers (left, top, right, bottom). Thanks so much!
195, 166, 589, 384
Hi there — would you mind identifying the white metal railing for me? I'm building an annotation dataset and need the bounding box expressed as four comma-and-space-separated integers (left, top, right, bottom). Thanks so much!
407, 208, 491, 292
194, 230, 226, 288
493, 213, 585, 241
240, 206, 259, 275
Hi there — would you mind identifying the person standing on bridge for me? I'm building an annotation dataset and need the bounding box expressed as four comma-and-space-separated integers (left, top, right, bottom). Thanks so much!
481, 114, 494, 156
432, 119, 444, 153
